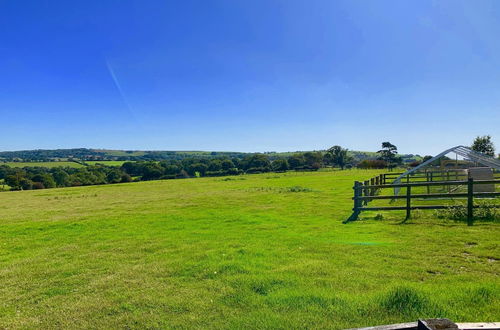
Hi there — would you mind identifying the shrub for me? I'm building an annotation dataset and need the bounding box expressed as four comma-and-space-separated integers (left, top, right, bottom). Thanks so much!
246, 167, 270, 174
120, 174, 133, 182
409, 161, 421, 167
357, 159, 387, 169
285, 186, 313, 193
474, 200, 500, 220
20, 178, 34, 190
32, 182, 45, 189
226, 168, 243, 175
435, 201, 500, 222
293, 166, 319, 171
205, 170, 226, 177
176, 170, 190, 179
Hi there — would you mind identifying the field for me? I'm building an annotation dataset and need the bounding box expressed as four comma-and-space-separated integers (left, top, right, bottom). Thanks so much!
85, 161, 128, 167
0, 170, 498, 329
0, 160, 129, 169
1, 161, 84, 168
95, 149, 147, 157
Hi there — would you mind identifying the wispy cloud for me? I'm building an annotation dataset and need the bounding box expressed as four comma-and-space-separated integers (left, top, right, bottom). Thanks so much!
105, 58, 141, 124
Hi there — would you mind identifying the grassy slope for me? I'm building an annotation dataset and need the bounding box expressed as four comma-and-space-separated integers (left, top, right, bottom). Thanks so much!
1, 161, 84, 168
0, 170, 498, 329
95, 150, 147, 157
85, 161, 127, 167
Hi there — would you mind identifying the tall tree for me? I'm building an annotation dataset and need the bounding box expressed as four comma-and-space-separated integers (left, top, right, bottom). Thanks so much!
243, 154, 271, 171
326, 145, 350, 170
220, 159, 234, 171
377, 142, 402, 169
303, 152, 323, 169
271, 159, 289, 172
288, 154, 305, 169
471, 135, 495, 156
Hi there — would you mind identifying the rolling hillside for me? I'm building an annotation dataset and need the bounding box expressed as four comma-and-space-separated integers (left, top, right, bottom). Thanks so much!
0, 148, 422, 163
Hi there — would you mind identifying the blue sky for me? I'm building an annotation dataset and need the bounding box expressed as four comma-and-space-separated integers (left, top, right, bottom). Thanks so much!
1, 0, 499, 155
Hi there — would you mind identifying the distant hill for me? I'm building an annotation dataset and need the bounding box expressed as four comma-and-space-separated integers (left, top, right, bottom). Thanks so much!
0, 148, 421, 163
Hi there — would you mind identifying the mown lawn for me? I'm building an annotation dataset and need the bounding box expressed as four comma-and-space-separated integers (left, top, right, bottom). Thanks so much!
0, 170, 498, 329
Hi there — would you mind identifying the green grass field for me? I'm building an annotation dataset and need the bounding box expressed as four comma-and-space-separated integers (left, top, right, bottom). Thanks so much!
1, 161, 84, 168
0, 170, 498, 329
1, 160, 128, 168
95, 149, 147, 157
85, 160, 128, 167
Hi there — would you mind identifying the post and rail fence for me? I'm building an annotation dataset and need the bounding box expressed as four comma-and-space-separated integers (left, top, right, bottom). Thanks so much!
344, 172, 500, 225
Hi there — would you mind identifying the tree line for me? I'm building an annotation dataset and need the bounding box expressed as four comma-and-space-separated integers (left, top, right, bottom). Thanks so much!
1, 136, 496, 191
0, 165, 133, 191
0, 149, 360, 191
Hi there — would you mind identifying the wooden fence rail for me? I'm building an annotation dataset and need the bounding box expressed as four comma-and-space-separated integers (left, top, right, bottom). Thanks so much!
381, 170, 500, 182
344, 177, 500, 225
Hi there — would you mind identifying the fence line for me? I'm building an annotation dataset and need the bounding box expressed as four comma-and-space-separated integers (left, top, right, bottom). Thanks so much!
344, 176, 500, 226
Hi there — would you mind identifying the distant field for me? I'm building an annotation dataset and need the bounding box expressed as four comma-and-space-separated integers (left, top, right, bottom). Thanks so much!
1, 161, 84, 168
1, 160, 129, 168
0, 170, 498, 328
85, 161, 128, 167
95, 150, 147, 157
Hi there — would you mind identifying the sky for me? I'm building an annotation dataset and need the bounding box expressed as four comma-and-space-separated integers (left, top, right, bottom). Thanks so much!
1, 0, 499, 155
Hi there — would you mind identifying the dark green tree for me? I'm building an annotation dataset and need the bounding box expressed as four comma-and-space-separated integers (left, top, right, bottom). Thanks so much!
5, 173, 23, 190
377, 142, 402, 170
207, 160, 222, 171
303, 152, 323, 169
271, 159, 289, 172
244, 154, 271, 170
141, 163, 164, 180
52, 169, 70, 187
288, 154, 305, 169
106, 169, 123, 183
31, 173, 56, 188
188, 163, 208, 176
20, 178, 34, 190
221, 159, 235, 171
471, 135, 495, 156
326, 145, 351, 170
163, 165, 180, 176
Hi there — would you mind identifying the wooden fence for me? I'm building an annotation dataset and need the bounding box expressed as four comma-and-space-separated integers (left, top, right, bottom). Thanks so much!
344, 173, 500, 225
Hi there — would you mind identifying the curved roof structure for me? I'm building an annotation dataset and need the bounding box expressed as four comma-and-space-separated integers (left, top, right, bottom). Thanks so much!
392, 145, 500, 191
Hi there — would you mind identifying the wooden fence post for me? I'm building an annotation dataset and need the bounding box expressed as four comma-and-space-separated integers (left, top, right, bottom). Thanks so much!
344, 181, 362, 223
370, 178, 375, 200
446, 170, 451, 192
363, 180, 369, 205
426, 171, 430, 194
467, 177, 474, 226
405, 185, 411, 221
